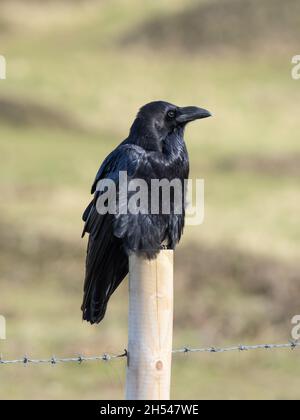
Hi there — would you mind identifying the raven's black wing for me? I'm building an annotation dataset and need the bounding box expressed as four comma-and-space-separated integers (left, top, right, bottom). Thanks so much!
81, 144, 145, 324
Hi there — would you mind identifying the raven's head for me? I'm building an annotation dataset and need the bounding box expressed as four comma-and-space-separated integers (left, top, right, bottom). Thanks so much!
130, 101, 211, 151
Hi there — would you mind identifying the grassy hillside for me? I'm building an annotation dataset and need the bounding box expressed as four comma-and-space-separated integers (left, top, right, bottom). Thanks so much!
122, 0, 300, 54
0, 0, 300, 400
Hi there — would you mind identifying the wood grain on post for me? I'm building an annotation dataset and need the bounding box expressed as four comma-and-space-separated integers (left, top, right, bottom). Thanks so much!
126, 250, 174, 400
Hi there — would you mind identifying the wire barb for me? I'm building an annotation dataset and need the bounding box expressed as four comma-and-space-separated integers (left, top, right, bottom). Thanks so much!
0, 342, 299, 366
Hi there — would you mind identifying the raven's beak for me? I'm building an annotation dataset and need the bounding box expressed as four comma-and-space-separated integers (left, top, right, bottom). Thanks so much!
176, 106, 212, 124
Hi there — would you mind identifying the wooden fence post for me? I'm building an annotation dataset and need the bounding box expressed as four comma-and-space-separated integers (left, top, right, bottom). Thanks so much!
125, 250, 174, 400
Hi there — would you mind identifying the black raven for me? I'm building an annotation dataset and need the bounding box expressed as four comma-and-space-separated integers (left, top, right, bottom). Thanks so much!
81, 101, 211, 324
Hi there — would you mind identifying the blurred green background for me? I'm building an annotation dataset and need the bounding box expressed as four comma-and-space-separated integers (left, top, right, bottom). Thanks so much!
1, 0, 300, 400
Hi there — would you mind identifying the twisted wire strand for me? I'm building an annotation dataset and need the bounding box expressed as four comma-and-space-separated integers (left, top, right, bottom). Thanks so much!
0, 342, 299, 365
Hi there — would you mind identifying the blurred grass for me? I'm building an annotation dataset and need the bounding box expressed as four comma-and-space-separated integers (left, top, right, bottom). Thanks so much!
0, 0, 300, 400
122, 0, 300, 55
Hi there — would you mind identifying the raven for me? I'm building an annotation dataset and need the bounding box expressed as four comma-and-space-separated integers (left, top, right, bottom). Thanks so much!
81, 101, 211, 324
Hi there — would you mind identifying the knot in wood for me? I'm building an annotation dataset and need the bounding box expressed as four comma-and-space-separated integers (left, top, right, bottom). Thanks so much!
155, 360, 163, 371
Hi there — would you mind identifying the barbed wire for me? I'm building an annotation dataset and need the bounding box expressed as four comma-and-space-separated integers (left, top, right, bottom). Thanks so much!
172, 341, 300, 354
0, 351, 128, 366
0, 341, 299, 366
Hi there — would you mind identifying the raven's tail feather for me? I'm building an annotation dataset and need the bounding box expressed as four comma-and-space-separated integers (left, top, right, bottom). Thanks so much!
81, 235, 128, 324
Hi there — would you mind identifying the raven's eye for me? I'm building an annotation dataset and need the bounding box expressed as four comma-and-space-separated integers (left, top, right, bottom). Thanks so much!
167, 110, 176, 119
